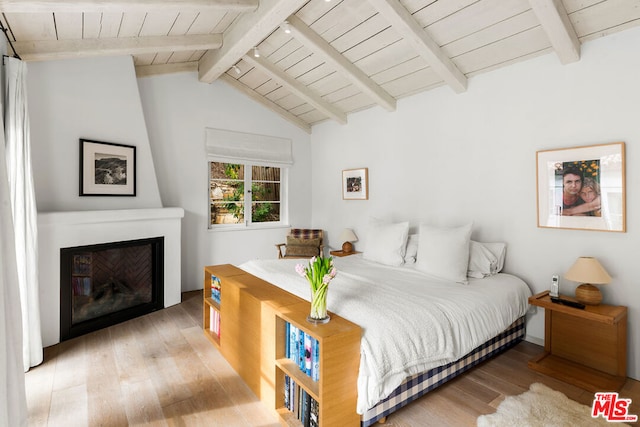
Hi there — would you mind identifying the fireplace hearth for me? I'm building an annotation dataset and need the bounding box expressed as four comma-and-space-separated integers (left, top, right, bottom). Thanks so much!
60, 237, 164, 341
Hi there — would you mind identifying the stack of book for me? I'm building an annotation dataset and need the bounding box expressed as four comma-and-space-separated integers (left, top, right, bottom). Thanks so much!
286, 323, 320, 381
210, 275, 221, 304
284, 375, 319, 427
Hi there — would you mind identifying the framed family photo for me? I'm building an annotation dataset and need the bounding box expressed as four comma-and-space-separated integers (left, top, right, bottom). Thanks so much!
342, 168, 368, 200
80, 139, 136, 196
536, 142, 625, 232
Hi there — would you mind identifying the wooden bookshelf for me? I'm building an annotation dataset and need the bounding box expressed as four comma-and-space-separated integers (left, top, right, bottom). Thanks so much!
274, 302, 361, 426
202, 265, 362, 427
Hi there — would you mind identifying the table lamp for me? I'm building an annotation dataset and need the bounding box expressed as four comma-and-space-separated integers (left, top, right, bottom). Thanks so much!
563, 257, 611, 305
339, 228, 358, 253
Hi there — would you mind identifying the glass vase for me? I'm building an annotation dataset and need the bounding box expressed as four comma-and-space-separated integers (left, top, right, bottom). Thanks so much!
307, 284, 330, 324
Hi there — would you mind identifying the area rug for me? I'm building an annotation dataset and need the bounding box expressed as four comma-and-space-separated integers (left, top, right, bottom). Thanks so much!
477, 382, 628, 426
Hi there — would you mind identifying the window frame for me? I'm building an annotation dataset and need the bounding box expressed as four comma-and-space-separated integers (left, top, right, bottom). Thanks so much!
208, 160, 289, 230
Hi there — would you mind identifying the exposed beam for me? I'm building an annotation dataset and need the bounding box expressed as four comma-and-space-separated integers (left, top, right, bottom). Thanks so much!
368, 0, 467, 94
136, 62, 199, 78
529, 0, 580, 64
14, 34, 222, 62
286, 15, 396, 112
198, 0, 307, 83
0, 0, 257, 13
220, 74, 312, 134
242, 54, 347, 125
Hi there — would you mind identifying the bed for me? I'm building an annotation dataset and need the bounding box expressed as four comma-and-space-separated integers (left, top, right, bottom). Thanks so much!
239, 227, 532, 426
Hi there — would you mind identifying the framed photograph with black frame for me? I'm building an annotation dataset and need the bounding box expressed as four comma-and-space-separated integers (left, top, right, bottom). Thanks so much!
342, 168, 368, 200
80, 139, 136, 196
536, 142, 625, 232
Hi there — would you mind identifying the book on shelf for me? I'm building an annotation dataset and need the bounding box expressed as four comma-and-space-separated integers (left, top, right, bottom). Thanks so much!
298, 328, 305, 371
289, 323, 299, 363
302, 389, 311, 427
210, 275, 221, 304
285, 322, 290, 359
309, 397, 319, 427
304, 333, 312, 376
311, 338, 319, 381
284, 374, 290, 409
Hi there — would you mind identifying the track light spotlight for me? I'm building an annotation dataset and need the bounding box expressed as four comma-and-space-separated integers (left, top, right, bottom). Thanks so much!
281, 20, 291, 34
232, 65, 241, 74
253, 46, 260, 58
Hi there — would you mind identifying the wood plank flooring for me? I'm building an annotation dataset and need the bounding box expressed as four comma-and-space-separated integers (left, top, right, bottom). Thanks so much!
26, 291, 640, 426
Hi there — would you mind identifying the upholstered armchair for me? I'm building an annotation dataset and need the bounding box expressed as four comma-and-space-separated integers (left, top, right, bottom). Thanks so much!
276, 229, 324, 259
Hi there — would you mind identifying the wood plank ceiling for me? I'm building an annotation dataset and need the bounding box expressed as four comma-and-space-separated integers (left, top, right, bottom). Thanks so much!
1, 0, 639, 133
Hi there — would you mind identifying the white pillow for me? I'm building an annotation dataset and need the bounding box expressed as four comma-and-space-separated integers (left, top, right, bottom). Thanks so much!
363, 219, 409, 267
404, 234, 419, 264
482, 242, 507, 273
415, 223, 472, 284
467, 241, 498, 278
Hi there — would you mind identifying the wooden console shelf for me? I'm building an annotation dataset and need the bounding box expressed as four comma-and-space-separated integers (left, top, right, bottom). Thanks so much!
528, 290, 627, 392
203, 265, 362, 427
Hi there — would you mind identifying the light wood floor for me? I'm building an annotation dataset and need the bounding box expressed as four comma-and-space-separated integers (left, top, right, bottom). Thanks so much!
26, 291, 640, 426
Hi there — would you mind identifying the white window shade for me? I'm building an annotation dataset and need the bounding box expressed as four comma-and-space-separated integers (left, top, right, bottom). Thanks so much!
205, 128, 293, 166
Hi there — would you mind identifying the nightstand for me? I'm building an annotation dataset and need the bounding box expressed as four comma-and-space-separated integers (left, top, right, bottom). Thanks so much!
329, 250, 361, 257
528, 290, 627, 392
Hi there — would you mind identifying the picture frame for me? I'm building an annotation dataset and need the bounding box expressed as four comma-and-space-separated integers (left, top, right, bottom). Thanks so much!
80, 139, 136, 196
342, 168, 368, 200
536, 142, 625, 232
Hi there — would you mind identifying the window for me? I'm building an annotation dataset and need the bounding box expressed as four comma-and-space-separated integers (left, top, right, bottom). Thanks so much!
205, 128, 292, 229
209, 161, 284, 227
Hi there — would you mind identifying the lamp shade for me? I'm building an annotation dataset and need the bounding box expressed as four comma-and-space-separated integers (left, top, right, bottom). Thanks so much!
564, 257, 611, 284
339, 228, 358, 243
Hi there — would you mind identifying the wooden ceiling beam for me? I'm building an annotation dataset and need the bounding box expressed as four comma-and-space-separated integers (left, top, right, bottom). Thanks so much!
242, 54, 347, 125
14, 34, 222, 61
220, 74, 312, 134
136, 62, 199, 78
198, 0, 307, 83
368, 0, 467, 94
529, 0, 580, 64
0, 0, 257, 13
286, 15, 396, 112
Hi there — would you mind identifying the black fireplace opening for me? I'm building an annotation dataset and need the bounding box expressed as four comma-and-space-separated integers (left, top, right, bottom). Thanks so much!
60, 236, 164, 341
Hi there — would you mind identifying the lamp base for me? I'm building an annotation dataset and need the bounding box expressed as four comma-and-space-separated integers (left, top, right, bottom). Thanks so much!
575, 283, 602, 305
341, 241, 353, 253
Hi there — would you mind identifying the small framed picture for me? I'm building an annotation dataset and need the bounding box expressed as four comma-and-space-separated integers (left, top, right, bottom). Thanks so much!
536, 142, 625, 232
342, 168, 368, 200
80, 139, 136, 196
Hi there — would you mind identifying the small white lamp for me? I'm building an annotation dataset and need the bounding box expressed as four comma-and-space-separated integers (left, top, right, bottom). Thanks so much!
339, 229, 358, 253
564, 257, 611, 305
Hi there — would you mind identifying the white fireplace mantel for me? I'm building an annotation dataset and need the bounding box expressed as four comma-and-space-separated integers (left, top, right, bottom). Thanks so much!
38, 207, 184, 346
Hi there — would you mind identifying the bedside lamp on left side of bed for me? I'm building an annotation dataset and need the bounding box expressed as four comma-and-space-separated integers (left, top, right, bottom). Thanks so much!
339, 228, 358, 253
564, 256, 612, 306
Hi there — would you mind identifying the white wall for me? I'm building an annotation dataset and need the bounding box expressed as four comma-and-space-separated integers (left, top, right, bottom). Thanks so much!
137, 72, 312, 291
27, 56, 162, 211
310, 27, 640, 381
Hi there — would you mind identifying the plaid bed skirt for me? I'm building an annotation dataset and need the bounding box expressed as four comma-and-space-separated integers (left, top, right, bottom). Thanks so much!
361, 316, 526, 426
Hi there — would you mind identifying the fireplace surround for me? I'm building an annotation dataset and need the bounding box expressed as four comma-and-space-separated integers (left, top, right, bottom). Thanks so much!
38, 207, 183, 346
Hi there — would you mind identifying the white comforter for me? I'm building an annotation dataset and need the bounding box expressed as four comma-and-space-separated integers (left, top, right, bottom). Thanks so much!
239, 255, 531, 414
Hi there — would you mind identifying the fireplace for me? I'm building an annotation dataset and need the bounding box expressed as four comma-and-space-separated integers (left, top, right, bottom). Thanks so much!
60, 236, 164, 341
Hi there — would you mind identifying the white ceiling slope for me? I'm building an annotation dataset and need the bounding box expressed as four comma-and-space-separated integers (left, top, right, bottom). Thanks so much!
1, 0, 638, 133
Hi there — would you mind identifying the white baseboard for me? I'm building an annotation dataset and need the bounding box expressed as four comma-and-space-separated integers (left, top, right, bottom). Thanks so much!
524, 334, 544, 346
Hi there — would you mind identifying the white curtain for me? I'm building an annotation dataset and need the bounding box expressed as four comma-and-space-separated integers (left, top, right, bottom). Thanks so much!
0, 92, 27, 425
4, 57, 42, 371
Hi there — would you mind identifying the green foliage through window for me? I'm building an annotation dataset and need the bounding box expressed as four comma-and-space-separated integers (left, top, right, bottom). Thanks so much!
210, 162, 281, 226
